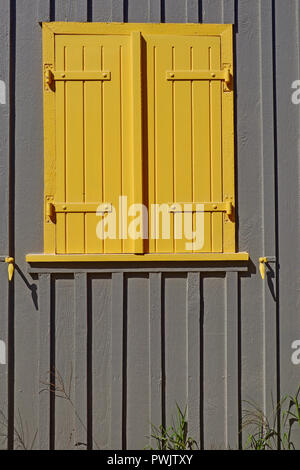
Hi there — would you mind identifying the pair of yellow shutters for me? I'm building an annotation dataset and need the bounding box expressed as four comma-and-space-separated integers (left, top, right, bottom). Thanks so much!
43, 23, 235, 258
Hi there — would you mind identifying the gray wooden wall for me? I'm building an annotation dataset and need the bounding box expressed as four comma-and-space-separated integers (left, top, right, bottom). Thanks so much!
0, 0, 299, 450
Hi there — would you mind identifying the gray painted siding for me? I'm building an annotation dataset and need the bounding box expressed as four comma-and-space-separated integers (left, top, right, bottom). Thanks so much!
0, 0, 299, 449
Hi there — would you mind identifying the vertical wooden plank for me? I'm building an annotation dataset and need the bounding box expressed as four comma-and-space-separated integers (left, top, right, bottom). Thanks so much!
149, 273, 162, 448
111, 0, 125, 22
54, 38, 66, 253
84, 44, 104, 253
146, 39, 156, 254
225, 272, 239, 449
210, 45, 223, 252
186, 0, 200, 22
164, 275, 187, 426
173, 39, 192, 253
92, 0, 112, 21
110, 272, 124, 449
91, 275, 112, 449
128, 0, 148, 22
276, 0, 300, 448
148, 0, 162, 22
54, 276, 75, 449
14, 0, 46, 450
259, 0, 277, 422
149, 37, 174, 252
121, 37, 134, 254
222, 0, 235, 24
54, 0, 88, 21
187, 272, 201, 444
221, 25, 235, 252
0, 0, 10, 255
192, 40, 211, 252
236, 1, 265, 444
0, 0, 10, 450
164, 0, 186, 22
131, 32, 144, 253
38, 273, 51, 450
54, 0, 88, 252
37, 0, 51, 21
203, 276, 226, 449
127, 275, 149, 450
43, 23, 56, 253
74, 273, 87, 449
202, 0, 223, 23
102, 38, 123, 253
65, 45, 85, 253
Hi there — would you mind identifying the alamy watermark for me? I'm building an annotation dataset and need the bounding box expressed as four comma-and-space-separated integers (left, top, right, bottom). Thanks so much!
95, 196, 205, 250
0, 340, 6, 365
291, 80, 300, 104
291, 340, 300, 365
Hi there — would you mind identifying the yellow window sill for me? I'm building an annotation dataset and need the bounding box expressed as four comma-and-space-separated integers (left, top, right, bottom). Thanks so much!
26, 252, 249, 263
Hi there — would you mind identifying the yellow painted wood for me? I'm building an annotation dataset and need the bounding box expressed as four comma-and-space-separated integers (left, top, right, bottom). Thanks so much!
54, 33, 66, 253
43, 22, 232, 36
53, 70, 111, 80
84, 44, 104, 253
173, 37, 192, 253
43, 25, 56, 253
168, 202, 232, 213
147, 35, 174, 253
221, 25, 235, 252
65, 45, 85, 253
210, 44, 223, 252
131, 32, 144, 253
102, 36, 128, 253
166, 69, 228, 81
42, 23, 237, 261
120, 39, 134, 254
54, 203, 112, 213
26, 252, 249, 263
192, 40, 211, 252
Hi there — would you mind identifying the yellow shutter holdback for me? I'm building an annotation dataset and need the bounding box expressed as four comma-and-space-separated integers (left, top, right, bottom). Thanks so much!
0, 256, 14, 281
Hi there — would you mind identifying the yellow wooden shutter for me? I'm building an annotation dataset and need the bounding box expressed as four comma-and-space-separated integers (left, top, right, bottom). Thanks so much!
42, 23, 236, 258
145, 29, 234, 254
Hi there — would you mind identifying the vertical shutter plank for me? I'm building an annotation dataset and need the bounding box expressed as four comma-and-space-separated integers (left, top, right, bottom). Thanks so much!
221, 26, 235, 252
84, 44, 104, 253
146, 41, 156, 254
210, 43, 223, 252
192, 39, 212, 252
43, 24, 56, 253
151, 37, 174, 253
102, 38, 123, 254
173, 39, 193, 253
131, 31, 144, 253
65, 45, 85, 253
55, 39, 66, 253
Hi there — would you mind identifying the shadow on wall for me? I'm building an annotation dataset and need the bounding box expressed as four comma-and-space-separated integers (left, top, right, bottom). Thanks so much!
15, 264, 38, 310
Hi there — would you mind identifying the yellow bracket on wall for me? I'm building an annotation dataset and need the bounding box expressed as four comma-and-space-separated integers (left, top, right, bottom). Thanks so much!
0, 256, 14, 281
5, 257, 14, 281
259, 256, 276, 280
259, 257, 268, 280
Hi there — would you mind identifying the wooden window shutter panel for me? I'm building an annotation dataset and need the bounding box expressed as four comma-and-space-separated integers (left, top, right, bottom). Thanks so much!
42, 23, 236, 258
